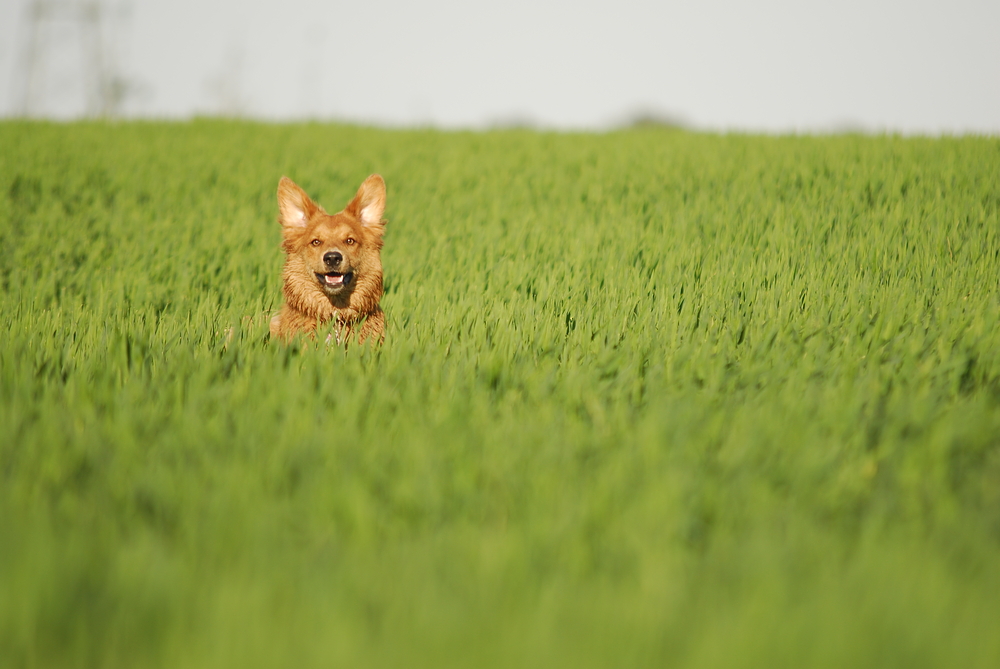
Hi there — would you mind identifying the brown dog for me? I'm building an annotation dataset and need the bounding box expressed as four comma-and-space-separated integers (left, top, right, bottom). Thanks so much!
269, 175, 387, 344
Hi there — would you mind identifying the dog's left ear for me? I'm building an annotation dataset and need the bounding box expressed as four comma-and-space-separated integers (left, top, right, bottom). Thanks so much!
346, 174, 386, 235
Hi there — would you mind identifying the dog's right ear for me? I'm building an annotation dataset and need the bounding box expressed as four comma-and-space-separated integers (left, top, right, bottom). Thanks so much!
277, 177, 319, 228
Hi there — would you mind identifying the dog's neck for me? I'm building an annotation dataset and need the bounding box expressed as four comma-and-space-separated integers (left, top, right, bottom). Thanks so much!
283, 280, 381, 326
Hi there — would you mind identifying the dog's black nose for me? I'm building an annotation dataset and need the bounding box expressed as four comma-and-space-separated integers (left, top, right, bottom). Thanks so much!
323, 251, 343, 267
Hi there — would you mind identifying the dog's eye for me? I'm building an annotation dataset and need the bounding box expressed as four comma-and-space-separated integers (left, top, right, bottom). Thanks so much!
345, 237, 356, 246
310, 239, 321, 247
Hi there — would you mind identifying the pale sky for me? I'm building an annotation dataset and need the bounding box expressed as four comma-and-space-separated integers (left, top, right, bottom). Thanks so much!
1, 0, 998, 134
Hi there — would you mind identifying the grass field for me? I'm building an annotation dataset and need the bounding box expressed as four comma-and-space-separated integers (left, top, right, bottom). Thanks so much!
1, 121, 999, 668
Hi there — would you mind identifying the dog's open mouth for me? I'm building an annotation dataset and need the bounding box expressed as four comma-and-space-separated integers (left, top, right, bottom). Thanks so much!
316, 271, 353, 289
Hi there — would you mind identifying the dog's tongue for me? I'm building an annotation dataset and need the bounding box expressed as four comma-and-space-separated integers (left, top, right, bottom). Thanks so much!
325, 273, 343, 285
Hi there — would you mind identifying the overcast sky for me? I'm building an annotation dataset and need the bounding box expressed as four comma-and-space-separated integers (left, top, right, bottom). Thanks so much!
1, 0, 998, 133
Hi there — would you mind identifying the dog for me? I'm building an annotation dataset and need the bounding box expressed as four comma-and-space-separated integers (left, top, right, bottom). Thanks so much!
269, 175, 387, 344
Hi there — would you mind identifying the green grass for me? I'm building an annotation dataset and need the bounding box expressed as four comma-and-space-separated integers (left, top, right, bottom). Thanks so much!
1, 120, 999, 668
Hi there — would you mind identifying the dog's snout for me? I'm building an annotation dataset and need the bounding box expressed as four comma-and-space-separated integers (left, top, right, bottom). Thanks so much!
323, 251, 343, 267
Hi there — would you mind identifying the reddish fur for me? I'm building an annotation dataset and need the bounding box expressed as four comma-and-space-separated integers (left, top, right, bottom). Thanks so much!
269, 175, 387, 344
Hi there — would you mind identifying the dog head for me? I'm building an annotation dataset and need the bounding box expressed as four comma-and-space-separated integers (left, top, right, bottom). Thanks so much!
277, 175, 386, 299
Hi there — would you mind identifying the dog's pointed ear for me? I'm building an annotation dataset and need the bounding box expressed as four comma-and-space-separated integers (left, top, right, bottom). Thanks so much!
277, 177, 319, 228
346, 174, 386, 234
